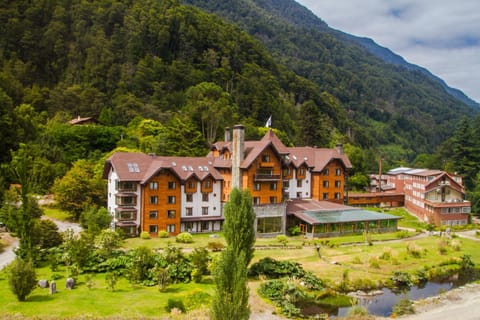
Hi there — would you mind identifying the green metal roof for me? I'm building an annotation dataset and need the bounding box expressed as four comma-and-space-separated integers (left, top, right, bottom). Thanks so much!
303, 209, 401, 224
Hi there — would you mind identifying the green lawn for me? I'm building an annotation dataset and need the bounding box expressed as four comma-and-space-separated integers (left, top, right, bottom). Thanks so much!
42, 207, 71, 222
2, 229, 480, 318
367, 207, 430, 230
0, 266, 214, 318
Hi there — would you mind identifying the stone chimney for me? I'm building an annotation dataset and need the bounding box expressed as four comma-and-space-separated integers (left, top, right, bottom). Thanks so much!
224, 127, 231, 142
335, 143, 344, 155
232, 125, 245, 189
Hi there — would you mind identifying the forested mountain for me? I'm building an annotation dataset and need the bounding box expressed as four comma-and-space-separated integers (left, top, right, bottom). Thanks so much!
183, 0, 479, 157
2, 0, 480, 203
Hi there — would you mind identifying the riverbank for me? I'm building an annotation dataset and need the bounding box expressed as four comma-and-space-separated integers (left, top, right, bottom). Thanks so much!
390, 282, 480, 320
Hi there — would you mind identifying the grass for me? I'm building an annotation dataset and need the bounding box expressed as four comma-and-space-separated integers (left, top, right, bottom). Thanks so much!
0, 266, 214, 318
2, 227, 480, 318
367, 207, 430, 230
42, 207, 71, 222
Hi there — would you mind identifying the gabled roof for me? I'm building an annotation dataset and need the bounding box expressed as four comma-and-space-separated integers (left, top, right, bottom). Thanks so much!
102, 152, 153, 181
103, 153, 223, 183
209, 129, 352, 172
287, 147, 352, 171
424, 172, 465, 194
141, 156, 223, 184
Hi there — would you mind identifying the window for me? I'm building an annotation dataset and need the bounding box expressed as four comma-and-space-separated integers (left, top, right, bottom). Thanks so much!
299, 168, 305, 175
322, 168, 329, 176
167, 224, 175, 233
203, 180, 211, 188
168, 181, 176, 190
297, 180, 302, 188
335, 168, 341, 176
270, 183, 277, 191
186, 207, 193, 216
202, 207, 209, 215
149, 225, 158, 233
270, 196, 277, 204
184, 222, 194, 231
167, 196, 176, 204
149, 182, 158, 190
322, 193, 328, 200
283, 181, 290, 188
257, 217, 282, 233
201, 221, 209, 231
186, 193, 193, 202
334, 192, 341, 200
262, 154, 270, 162
202, 193, 209, 202
323, 180, 329, 188
296, 192, 302, 198
254, 183, 261, 191
253, 197, 260, 205
167, 210, 176, 219
149, 211, 158, 219
149, 196, 158, 204
335, 180, 341, 188
188, 180, 195, 189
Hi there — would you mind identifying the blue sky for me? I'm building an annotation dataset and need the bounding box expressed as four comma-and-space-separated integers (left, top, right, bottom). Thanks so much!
296, 0, 480, 103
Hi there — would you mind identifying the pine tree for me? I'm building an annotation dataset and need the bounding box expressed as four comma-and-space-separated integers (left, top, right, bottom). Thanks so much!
222, 188, 256, 265
211, 188, 255, 319
211, 249, 250, 320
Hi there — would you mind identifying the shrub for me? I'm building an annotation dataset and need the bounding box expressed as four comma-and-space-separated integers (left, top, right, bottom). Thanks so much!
140, 231, 150, 239
207, 241, 224, 252
406, 243, 423, 258
8, 258, 37, 301
396, 230, 410, 239
158, 230, 169, 238
437, 239, 448, 255
347, 306, 369, 317
276, 235, 288, 246
391, 271, 413, 287
392, 298, 415, 316
369, 256, 380, 269
248, 257, 304, 279
166, 298, 186, 313
176, 232, 193, 243
351, 256, 362, 264
449, 239, 461, 251
288, 225, 301, 236
379, 248, 391, 261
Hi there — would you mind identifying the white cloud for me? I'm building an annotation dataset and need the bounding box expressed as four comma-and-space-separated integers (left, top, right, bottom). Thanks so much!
296, 0, 480, 102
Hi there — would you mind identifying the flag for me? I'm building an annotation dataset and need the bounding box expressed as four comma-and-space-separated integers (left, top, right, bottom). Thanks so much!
265, 115, 272, 128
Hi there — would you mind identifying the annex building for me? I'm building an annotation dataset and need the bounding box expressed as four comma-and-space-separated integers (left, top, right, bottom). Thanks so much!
103, 125, 399, 237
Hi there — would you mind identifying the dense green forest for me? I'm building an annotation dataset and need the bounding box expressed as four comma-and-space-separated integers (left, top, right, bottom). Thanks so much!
1, 0, 480, 213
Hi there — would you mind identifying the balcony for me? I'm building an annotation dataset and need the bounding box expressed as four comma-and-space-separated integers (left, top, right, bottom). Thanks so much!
254, 174, 281, 181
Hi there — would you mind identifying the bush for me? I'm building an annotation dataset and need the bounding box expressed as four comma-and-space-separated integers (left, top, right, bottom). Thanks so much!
379, 248, 391, 261
406, 243, 423, 258
8, 258, 37, 301
276, 235, 288, 246
140, 231, 150, 239
396, 230, 410, 239
392, 298, 415, 316
158, 230, 169, 238
449, 239, 461, 251
288, 225, 301, 236
166, 298, 186, 313
437, 239, 448, 255
207, 241, 224, 252
369, 256, 380, 269
176, 232, 193, 243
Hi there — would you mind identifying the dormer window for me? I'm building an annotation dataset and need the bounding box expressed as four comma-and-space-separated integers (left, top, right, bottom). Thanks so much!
262, 155, 270, 162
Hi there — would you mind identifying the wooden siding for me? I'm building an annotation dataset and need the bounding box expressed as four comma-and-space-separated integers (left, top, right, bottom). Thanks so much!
244, 146, 283, 204
142, 170, 181, 236
311, 160, 345, 204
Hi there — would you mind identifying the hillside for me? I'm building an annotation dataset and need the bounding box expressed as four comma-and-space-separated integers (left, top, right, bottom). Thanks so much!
182, 0, 479, 157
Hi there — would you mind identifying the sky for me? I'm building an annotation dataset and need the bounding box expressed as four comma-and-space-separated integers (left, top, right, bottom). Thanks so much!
296, 0, 480, 103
